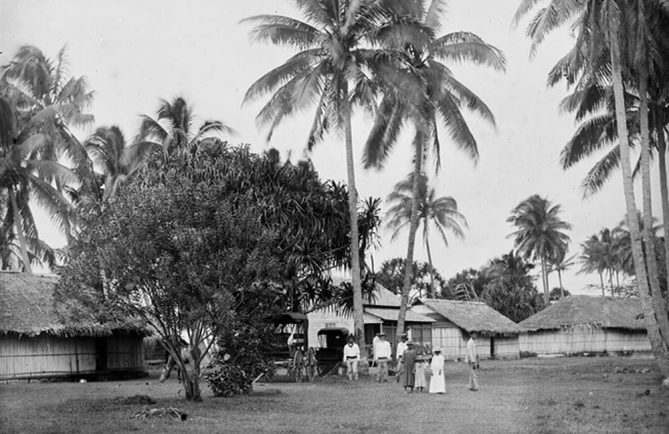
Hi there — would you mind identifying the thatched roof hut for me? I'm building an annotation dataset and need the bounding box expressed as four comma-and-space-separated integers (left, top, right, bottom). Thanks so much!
518, 296, 650, 356
0, 272, 146, 380
411, 299, 521, 359
519, 295, 645, 331
418, 299, 521, 336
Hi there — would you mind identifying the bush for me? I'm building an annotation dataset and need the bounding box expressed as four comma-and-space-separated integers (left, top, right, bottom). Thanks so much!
206, 321, 274, 397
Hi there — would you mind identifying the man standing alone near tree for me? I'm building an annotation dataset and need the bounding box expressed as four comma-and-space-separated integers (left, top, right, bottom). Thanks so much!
465, 332, 480, 391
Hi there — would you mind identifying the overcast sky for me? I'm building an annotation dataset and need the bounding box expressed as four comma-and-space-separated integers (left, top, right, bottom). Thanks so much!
1, 0, 663, 294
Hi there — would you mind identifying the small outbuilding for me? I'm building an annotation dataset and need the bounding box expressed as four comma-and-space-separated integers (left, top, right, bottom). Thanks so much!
411, 299, 521, 360
518, 295, 651, 356
0, 272, 147, 381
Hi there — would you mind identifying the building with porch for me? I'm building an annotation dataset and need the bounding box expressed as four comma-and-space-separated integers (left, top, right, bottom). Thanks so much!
307, 284, 434, 356
410, 299, 521, 360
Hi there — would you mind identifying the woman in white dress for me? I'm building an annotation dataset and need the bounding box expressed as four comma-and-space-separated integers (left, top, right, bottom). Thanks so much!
429, 348, 446, 394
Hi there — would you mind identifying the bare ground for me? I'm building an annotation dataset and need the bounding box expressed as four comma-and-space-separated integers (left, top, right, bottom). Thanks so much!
1, 356, 668, 433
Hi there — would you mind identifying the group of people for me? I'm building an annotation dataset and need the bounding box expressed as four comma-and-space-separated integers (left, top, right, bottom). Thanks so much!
343, 331, 481, 393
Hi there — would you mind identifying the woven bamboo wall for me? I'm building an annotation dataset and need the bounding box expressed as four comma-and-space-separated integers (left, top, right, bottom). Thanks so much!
493, 336, 520, 358
0, 335, 96, 380
107, 335, 145, 371
519, 328, 651, 355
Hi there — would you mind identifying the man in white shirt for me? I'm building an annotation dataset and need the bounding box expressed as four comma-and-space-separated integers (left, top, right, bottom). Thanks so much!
374, 333, 391, 382
395, 334, 408, 382
343, 335, 360, 381
465, 332, 480, 391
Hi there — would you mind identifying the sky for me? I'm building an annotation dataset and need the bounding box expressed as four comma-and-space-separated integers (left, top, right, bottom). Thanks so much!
0, 0, 664, 294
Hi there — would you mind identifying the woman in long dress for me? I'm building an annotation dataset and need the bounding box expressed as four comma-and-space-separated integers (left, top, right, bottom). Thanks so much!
400, 342, 416, 392
429, 348, 446, 394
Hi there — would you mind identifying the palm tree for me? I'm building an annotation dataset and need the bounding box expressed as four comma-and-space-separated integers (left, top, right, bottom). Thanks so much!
137, 96, 234, 157
515, 0, 669, 375
1, 46, 96, 199
386, 173, 467, 296
363, 0, 505, 335
549, 250, 576, 298
507, 195, 571, 303
0, 96, 77, 272
84, 126, 163, 200
579, 229, 624, 296
242, 0, 429, 342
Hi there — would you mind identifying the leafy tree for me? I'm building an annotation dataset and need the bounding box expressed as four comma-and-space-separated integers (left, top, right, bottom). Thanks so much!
362, 0, 505, 338
385, 173, 467, 297
507, 195, 571, 303
549, 287, 571, 302
57, 143, 376, 399
481, 251, 544, 322
375, 257, 447, 301
444, 268, 490, 301
242, 0, 428, 342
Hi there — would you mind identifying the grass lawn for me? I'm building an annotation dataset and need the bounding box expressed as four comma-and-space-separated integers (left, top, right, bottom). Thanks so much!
1, 356, 668, 433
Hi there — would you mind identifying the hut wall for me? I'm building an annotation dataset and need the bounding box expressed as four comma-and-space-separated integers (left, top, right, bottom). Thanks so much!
0, 334, 96, 380
519, 328, 651, 355
492, 336, 519, 358
307, 309, 354, 350
431, 323, 495, 360
106, 335, 145, 371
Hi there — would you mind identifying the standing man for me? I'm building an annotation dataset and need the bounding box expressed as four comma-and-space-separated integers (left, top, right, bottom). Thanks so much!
395, 334, 408, 382
374, 333, 391, 382
465, 332, 480, 391
372, 333, 381, 363
343, 335, 360, 381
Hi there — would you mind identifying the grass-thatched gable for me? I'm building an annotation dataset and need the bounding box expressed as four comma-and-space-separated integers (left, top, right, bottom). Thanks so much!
519, 295, 645, 332
0, 271, 144, 337
419, 299, 521, 336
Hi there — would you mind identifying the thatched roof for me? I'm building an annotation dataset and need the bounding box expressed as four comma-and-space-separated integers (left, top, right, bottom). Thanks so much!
519, 295, 646, 331
0, 272, 145, 337
419, 299, 521, 335
368, 284, 401, 308
365, 307, 434, 323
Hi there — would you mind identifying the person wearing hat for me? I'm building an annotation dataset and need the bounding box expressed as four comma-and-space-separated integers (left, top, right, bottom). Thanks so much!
374, 332, 391, 382
429, 347, 446, 394
400, 341, 417, 393
343, 334, 360, 381
395, 334, 408, 383
414, 351, 428, 392
465, 332, 480, 391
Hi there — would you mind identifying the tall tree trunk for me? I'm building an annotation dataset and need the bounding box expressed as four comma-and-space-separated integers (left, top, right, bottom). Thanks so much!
657, 122, 669, 314
9, 187, 32, 273
342, 88, 364, 345
599, 271, 605, 297
557, 269, 564, 298
610, 28, 669, 377
540, 257, 549, 304
397, 131, 425, 337
638, 47, 669, 346
425, 224, 436, 298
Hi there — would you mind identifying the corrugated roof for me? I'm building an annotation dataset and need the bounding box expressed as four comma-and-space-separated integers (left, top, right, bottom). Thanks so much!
364, 307, 434, 323
519, 295, 646, 331
419, 299, 521, 335
0, 272, 145, 337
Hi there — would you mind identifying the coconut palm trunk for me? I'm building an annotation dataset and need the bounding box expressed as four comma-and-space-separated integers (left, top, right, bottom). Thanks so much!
342, 86, 364, 343
9, 187, 32, 273
638, 34, 669, 341
656, 119, 669, 313
397, 132, 425, 337
599, 271, 605, 297
425, 224, 436, 297
609, 25, 669, 375
540, 256, 549, 303
557, 268, 564, 298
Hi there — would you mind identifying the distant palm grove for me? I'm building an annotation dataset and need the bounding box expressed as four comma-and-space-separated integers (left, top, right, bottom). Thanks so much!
1, 0, 668, 396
